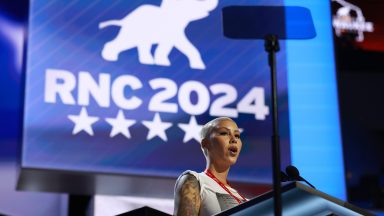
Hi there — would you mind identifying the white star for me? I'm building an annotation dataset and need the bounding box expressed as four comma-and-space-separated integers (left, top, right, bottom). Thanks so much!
178, 116, 203, 143
142, 113, 172, 141
105, 110, 136, 138
68, 107, 99, 136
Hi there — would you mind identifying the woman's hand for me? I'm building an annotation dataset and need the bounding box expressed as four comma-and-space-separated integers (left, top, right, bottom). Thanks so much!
174, 174, 201, 216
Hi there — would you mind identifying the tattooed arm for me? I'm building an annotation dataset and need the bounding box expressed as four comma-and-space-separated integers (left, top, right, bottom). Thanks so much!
174, 174, 201, 216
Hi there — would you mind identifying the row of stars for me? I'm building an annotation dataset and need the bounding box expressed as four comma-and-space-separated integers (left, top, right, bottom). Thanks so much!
68, 107, 203, 142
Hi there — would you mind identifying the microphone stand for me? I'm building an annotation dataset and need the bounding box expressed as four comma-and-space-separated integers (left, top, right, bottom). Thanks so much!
264, 34, 282, 216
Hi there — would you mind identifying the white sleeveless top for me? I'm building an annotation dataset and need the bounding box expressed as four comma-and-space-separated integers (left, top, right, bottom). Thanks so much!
175, 170, 246, 216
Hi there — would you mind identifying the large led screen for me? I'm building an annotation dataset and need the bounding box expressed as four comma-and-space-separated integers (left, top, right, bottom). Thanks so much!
22, 0, 291, 183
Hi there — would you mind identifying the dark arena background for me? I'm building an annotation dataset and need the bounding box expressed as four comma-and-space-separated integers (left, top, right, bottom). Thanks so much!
0, 0, 383, 215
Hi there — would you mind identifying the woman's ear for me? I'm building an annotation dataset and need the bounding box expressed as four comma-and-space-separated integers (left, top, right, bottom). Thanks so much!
201, 138, 208, 150
201, 138, 210, 156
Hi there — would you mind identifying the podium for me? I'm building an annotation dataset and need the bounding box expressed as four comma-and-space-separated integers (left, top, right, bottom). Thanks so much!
216, 182, 374, 216
116, 206, 171, 216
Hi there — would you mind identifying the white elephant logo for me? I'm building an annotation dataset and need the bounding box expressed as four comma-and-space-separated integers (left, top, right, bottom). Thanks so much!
99, 0, 219, 70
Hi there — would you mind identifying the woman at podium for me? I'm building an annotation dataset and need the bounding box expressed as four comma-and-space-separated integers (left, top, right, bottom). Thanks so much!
173, 117, 247, 216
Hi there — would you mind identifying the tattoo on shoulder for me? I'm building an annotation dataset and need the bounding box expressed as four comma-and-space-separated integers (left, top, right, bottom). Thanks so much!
176, 174, 201, 216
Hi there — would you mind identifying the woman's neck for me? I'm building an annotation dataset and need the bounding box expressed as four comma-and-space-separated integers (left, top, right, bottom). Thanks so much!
206, 163, 230, 186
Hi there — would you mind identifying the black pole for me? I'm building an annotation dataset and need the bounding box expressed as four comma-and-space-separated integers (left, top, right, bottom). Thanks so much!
264, 34, 282, 216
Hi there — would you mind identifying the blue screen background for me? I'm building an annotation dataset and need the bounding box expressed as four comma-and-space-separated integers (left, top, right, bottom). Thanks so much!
22, 0, 291, 183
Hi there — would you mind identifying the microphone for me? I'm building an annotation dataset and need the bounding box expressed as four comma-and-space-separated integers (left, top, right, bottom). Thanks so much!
285, 165, 316, 189
280, 171, 290, 182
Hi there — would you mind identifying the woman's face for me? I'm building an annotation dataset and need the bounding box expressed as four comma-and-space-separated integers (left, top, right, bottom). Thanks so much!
204, 119, 242, 167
